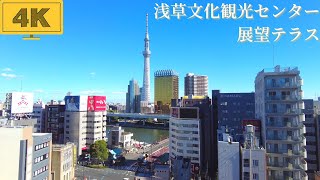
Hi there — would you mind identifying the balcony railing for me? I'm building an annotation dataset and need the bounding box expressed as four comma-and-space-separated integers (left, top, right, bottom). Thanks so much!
301, 159, 307, 171
266, 95, 302, 101
293, 148, 307, 158
266, 108, 303, 115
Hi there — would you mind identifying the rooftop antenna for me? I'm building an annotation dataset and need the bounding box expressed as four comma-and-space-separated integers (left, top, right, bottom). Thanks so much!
272, 44, 275, 67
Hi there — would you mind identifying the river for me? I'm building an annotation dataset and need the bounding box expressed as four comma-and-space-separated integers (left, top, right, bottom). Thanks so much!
106, 126, 169, 144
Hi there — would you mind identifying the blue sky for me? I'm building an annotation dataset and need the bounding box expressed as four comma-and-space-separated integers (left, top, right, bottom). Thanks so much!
1, 0, 320, 104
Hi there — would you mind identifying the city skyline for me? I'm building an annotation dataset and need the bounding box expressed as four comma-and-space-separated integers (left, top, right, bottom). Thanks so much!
1, 0, 320, 103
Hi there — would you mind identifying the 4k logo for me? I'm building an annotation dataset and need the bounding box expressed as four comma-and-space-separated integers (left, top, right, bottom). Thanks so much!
13, 8, 50, 27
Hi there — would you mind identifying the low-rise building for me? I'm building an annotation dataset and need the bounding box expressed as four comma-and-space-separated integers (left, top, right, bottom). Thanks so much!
107, 126, 133, 149
51, 143, 76, 180
241, 125, 266, 180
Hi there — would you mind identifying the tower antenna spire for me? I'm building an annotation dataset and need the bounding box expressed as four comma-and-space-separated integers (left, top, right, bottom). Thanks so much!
145, 13, 149, 39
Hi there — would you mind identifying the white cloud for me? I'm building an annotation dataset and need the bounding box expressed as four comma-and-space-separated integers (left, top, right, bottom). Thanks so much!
112, 91, 126, 94
80, 90, 104, 95
1, 73, 17, 79
2, 68, 13, 72
90, 72, 96, 77
34, 89, 44, 93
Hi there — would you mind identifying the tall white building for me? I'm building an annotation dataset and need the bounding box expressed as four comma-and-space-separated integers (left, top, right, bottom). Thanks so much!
184, 73, 208, 96
169, 107, 201, 178
141, 14, 151, 103
242, 125, 267, 180
64, 111, 107, 156
255, 65, 308, 180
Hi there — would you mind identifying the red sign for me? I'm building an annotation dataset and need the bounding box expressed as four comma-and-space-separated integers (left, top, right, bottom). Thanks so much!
87, 96, 106, 111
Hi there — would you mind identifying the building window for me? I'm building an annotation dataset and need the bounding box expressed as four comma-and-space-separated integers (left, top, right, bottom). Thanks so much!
244, 172, 250, 180
244, 159, 250, 167
177, 149, 183, 153
253, 160, 259, 166
253, 173, 259, 179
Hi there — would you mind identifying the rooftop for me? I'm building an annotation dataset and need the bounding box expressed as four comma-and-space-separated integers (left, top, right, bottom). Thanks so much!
154, 69, 178, 77
32, 133, 51, 136
258, 65, 300, 75
122, 131, 133, 135
52, 143, 75, 151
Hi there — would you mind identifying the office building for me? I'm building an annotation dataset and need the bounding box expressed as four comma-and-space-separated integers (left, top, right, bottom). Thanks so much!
64, 111, 107, 156
218, 133, 240, 180
184, 73, 208, 96
255, 65, 307, 179
242, 125, 267, 180
45, 104, 65, 144
126, 79, 141, 113
303, 99, 320, 179
142, 14, 151, 103
155, 70, 179, 114
170, 107, 201, 178
64, 95, 107, 156
212, 90, 255, 140
172, 96, 213, 178
0, 126, 52, 180
51, 143, 76, 180
33, 101, 46, 133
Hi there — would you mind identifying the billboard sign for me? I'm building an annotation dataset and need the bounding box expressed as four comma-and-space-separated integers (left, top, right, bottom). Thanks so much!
11, 92, 34, 113
87, 96, 106, 112
65, 96, 88, 111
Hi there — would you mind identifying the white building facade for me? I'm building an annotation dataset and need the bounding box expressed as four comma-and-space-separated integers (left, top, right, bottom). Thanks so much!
169, 107, 201, 178
218, 134, 240, 180
64, 111, 107, 156
255, 66, 308, 180
242, 125, 267, 180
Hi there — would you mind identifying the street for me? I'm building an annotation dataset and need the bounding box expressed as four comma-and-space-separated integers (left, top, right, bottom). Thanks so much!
124, 138, 169, 161
74, 138, 169, 180
75, 165, 135, 180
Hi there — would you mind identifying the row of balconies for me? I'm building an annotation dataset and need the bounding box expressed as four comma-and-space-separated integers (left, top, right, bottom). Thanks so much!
265, 95, 303, 102
266, 108, 304, 115
265, 79, 303, 89
266, 122, 304, 129
267, 148, 307, 159
268, 160, 307, 171
266, 135, 306, 146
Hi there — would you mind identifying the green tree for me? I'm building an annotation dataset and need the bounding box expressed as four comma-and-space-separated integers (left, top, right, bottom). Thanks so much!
90, 140, 109, 164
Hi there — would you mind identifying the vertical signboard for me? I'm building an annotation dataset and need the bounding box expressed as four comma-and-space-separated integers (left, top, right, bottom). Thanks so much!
87, 96, 106, 112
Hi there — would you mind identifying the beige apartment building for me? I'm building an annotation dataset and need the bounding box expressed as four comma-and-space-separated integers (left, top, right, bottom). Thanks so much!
51, 143, 76, 180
